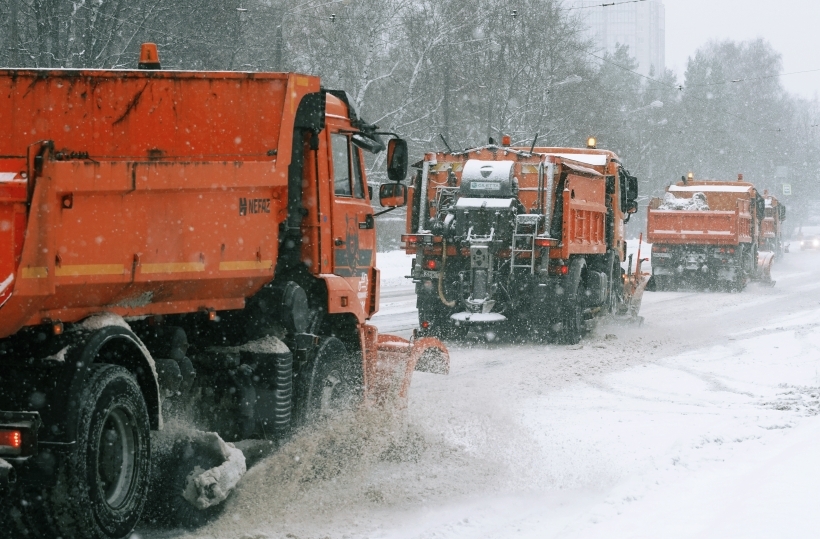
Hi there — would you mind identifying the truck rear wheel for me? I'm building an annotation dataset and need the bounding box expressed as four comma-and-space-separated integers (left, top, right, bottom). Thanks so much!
561, 284, 585, 345
10, 364, 151, 539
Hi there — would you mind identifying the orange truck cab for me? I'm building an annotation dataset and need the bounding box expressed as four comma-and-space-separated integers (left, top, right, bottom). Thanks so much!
0, 45, 447, 539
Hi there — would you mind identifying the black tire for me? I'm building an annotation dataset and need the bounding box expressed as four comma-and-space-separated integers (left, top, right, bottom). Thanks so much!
561, 284, 585, 345
9, 364, 151, 539
296, 337, 362, 426
417, 294, 451, 337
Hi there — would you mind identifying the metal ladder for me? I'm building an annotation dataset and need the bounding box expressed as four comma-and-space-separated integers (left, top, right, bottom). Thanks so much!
511, 214, 541, 275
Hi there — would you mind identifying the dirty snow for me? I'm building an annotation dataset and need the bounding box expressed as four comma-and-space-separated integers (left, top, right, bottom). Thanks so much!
76, 312, 133, 331
213, 335, 290, 355
143, 250, 820, 539
181, 432, 247, 510
42, 346, 69, 362
658, 190, 710, 210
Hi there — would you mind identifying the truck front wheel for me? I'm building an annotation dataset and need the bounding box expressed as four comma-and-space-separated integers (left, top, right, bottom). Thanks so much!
297, 337, 362, 425
11, 364, 151, 539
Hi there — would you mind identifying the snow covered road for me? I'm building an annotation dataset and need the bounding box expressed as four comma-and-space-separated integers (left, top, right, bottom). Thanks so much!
143, 250, 820, 539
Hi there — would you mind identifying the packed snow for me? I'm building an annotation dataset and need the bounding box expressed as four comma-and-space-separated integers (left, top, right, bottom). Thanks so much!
142, 250, 820, 539
658, 191, 710, 211
181, 432, 247, 511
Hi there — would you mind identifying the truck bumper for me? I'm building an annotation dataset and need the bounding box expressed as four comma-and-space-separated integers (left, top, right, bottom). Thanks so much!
0, 411, 56, 486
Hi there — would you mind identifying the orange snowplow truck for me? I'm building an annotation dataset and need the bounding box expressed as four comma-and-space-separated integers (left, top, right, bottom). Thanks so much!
0, 45, 447, 538
647, 175, 773, 291
395, 139, 648, 344
760, 191, 787, 257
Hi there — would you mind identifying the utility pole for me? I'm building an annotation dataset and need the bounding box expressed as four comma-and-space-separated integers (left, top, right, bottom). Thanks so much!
10, 0, 19, 67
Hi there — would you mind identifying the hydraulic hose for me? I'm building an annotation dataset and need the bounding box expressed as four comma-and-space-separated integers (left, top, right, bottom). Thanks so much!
438, 238, 457, 308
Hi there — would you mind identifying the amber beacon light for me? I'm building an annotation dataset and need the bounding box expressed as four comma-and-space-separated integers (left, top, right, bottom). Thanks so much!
138, 43, 161, 70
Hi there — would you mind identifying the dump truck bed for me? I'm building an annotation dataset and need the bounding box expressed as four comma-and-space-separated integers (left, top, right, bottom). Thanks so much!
0, 69, 319, 338
647, 181, 756, 247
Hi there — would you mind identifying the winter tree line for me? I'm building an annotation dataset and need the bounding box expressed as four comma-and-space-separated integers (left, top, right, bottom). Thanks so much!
2, 0, 819, 233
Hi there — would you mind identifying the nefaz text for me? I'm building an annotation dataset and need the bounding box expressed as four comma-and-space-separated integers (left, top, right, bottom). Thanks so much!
239, 197, 271, 216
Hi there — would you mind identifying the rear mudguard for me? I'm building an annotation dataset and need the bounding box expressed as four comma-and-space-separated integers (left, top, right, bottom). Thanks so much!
361, 324, 449, 406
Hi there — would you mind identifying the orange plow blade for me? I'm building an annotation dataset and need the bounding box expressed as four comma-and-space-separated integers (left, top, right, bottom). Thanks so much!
362, 325, 449, 406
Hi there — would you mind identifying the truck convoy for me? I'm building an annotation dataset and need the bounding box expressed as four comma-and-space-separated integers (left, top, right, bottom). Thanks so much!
647, 175, 776, 291
400, 137, 649, 344
0, 44, 447, 539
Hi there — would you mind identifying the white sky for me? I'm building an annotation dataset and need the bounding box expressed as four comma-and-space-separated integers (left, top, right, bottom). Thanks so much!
663, 0, 820, 99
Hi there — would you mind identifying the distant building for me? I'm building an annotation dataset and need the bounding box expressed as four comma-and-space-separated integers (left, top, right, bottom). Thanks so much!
572, 0, 666, 78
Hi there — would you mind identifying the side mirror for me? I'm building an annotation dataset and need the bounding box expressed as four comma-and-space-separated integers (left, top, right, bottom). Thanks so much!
627, 200, 639, 214
379, 182, 408, 208
387, 138, 409, 183
627, 175, 638, 202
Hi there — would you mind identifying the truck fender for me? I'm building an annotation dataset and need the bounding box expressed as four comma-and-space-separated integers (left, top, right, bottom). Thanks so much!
64, 323, 161, 437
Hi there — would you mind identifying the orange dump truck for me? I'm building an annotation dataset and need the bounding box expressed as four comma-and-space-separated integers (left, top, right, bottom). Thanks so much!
760, 191, 787, 257
647, 176, 773, 290
398, 139, 648, 344
0, 45, 447, 538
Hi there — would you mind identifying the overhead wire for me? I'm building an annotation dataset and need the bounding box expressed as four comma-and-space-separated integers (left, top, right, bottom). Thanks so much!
563, 0, 647, 11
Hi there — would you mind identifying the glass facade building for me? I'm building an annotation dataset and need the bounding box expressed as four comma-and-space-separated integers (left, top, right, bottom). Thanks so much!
572, 0, 666, 77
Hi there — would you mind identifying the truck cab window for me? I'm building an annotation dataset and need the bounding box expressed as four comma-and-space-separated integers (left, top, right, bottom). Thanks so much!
332, 134, 351, 196
352, 145, 366, 199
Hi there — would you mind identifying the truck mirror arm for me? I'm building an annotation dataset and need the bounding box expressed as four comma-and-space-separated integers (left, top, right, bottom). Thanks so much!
374, 206, 401, 217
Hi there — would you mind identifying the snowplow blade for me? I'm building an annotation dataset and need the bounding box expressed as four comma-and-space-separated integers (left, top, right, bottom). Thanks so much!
613, 273, 651, 325
362, 324, 449, 406
754, 251, 776, 287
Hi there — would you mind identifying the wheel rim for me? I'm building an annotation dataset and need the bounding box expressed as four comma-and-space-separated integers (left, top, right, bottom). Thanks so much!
97, 405, 138, 509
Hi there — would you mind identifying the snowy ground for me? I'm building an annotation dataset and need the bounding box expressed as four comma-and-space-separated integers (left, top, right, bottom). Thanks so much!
142, 248, 820, 539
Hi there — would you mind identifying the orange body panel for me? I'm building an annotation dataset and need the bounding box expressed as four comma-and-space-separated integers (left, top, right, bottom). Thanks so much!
647, 181, 758, 247
409, 147, 625, 261
0, 68, 381, 338
759, 195, 784, 251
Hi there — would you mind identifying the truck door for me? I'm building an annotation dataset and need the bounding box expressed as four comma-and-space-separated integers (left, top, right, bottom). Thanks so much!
330, 132, 376, 313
